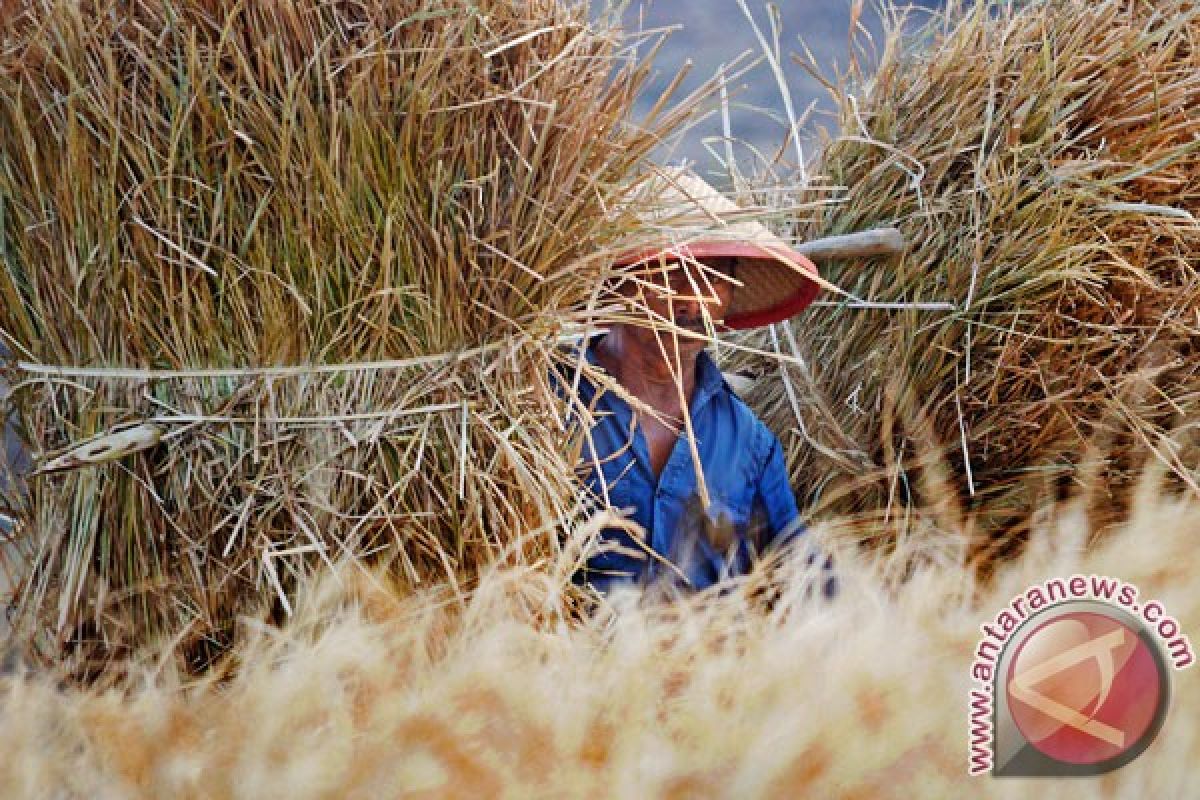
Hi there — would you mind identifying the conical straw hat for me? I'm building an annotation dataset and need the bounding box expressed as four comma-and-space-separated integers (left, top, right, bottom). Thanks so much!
615, 169, 820, 330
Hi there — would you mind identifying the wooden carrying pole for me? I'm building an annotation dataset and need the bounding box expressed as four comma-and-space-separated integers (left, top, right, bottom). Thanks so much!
795, 227, 906, 262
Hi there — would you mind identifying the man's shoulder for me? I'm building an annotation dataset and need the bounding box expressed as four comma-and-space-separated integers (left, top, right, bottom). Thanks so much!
707, 370, 776, 458
716, 388, 792, 502
702, 356, 764, 422
721, 384, 765, 428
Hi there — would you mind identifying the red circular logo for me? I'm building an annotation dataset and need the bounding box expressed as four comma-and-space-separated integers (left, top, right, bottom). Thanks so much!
1005, 611, 1163, 765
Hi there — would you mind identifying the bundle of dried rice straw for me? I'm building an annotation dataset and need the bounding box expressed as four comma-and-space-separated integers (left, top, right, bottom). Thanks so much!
0, 0, 699, 674
734, 0, 1200, 561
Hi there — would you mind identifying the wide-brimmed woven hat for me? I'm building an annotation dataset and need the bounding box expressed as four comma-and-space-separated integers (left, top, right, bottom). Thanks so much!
614, 169, 820, 330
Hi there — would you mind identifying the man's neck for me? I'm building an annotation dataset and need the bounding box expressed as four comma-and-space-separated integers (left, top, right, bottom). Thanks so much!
596, 326, 700, 408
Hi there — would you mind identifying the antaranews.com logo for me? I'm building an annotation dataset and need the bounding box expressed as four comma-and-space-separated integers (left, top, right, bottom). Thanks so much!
968, 574, 1193, 777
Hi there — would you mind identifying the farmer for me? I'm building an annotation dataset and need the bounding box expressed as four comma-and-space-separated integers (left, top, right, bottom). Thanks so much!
558, 170, 834, 597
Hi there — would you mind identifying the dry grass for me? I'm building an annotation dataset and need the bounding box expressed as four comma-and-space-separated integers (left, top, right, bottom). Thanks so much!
0, 0, 714, 675
2, 1, 1199, 795
731, 0, 1200, 560
1, 474, 1196, 799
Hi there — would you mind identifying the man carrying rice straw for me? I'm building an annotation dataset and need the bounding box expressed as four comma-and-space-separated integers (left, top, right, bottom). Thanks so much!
560, 169, 834, 597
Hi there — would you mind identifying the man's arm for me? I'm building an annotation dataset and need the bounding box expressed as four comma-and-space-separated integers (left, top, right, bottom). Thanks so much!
753, 428, 837, 598
755, 430, 802, 549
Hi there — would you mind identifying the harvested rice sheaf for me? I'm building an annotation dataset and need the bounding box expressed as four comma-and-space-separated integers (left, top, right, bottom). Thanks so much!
0, 0, 686, 673
738, 0, 1200, 558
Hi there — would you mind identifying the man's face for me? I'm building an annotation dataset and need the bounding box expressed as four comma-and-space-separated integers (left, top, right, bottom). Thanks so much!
617, 256, 738, 358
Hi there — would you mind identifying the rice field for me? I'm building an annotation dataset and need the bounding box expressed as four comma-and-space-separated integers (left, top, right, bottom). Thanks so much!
1, 478, 1197, 798
1, 0, 1198, 797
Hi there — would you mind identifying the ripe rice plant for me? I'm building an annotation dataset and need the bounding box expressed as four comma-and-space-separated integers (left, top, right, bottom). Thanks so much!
1, 473, 1196, 798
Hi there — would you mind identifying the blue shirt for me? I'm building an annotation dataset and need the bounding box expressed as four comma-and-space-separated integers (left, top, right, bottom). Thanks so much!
554, 333, 807, 594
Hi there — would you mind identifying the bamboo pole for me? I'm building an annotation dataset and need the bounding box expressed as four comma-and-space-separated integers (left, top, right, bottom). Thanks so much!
796, 227, 907, 262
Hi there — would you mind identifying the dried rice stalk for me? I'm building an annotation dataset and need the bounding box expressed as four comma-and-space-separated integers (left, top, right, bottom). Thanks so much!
732, 0, 1200, 561
2, 475, 1197, 798
0, 0, 702, 674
